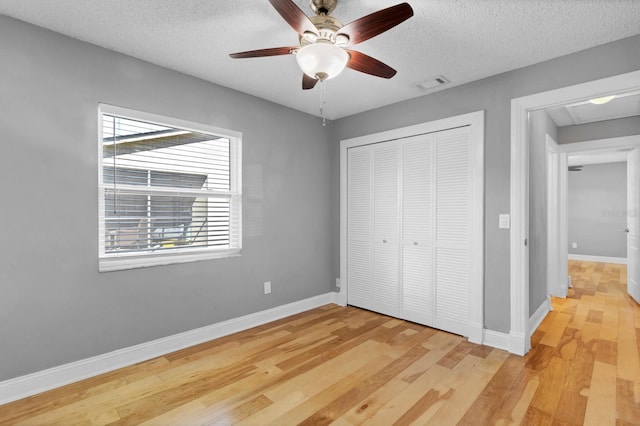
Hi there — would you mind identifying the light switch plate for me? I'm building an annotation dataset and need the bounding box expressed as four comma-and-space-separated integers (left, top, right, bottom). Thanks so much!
499, 214, 510, 229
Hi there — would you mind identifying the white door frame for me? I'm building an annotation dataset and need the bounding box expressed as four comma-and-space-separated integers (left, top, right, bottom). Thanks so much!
510, 70, 640, 355
339, 111, 485, 344
626, 147, 640, 303
546, 135, 569, 298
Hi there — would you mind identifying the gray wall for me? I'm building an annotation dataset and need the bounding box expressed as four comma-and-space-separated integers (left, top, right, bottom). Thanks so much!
528, 110, 558, 314
559, 116, 640, 144
568, 162, 628, 258
332, 34, 640, 333
0, 16, 334, 381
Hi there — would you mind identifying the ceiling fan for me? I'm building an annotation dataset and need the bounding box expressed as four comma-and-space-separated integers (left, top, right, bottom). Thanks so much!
229, 0, 414, 90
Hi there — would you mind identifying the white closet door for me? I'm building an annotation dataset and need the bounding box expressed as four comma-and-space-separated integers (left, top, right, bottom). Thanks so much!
371, 141, 401, 317
401, 135, 434, 325
346, 145, 372, 309
346, 125, 475, 338
434, 127, 472, 336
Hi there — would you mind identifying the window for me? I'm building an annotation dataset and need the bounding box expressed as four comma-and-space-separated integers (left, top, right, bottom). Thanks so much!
98, 105, 242, 271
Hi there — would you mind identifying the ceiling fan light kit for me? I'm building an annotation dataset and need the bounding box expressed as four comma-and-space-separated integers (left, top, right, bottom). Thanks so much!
296, 42, 349, 81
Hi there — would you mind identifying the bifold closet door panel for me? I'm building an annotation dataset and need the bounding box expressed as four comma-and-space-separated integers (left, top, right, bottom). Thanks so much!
434, 127, 472, 336
371, 141, 401, 316
346, 145, 372, 308
401, 135, 434, 325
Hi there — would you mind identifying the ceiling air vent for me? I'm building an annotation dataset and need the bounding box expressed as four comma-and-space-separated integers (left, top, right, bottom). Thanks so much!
416, 75, 450, 91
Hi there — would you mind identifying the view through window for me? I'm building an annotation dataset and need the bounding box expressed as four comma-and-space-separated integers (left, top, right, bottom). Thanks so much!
99, 106, 241, 271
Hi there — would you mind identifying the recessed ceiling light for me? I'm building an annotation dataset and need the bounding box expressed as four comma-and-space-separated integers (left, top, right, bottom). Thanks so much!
589, 95, 615, 105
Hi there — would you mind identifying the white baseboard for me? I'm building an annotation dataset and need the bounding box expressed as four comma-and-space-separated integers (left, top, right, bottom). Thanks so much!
467, 322, 484, 345
508, 331, 527, 356
482, 329, 510, 352
529, 297, 552, 336
568, 254, 627, 264
0, 292, 339, 406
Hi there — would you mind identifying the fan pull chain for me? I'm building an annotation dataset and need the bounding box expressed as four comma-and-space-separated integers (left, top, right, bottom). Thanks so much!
320, 80, 326, 127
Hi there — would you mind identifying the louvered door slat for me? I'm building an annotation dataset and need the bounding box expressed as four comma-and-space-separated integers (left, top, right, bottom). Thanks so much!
372, 142, 400, 312
347, 146, 372, 306
401, 136, 434, 323
435, 127, 471, 332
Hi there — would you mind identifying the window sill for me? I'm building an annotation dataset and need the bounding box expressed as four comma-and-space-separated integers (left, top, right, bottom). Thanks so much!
99, 248, 241, 272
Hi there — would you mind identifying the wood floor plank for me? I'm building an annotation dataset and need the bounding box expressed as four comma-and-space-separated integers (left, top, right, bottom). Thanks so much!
522, 405, 554, 426
459, 354, 535, 425
599, 303, 619, 341
297, 345, 429, 425
539, 312, 572, 347
136, 399, 208, 426
583, 360, 617, 426
263, 340, 384, 403
553, 389, 587, 425
528, 356, 569, 416
268, 353, 394, 425
617, 310, 640, 382
340, 378, 410, 425
595, 338, 617, 365
556, 327, 579, 360
499, 374, 539, 425
8, 375, 164, 425
1, 261, 638, 425
616, 377, 640, 425
564, 343, 595, 395
424, 350, 508, 425
568, 301, 590, 330
362, 363, 454, 424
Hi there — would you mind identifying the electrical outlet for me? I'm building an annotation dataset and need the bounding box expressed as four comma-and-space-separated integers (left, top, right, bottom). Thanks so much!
336, 278, 341, 288
572, 242, 578, 249
264, 281, 271, 294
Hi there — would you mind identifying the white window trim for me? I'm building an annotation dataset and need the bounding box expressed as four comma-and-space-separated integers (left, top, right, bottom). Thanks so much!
98, 104, 242, 272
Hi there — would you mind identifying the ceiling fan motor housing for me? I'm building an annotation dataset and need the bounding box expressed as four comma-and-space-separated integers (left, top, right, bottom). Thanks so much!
310, 0, 337, 15
300, 14, 347, 46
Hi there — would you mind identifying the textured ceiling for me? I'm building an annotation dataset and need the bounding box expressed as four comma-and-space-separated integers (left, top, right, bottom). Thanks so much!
1, 0, 640, 119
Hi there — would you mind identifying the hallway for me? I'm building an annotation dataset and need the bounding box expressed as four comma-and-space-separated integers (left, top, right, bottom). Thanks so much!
510, 261, 638, 424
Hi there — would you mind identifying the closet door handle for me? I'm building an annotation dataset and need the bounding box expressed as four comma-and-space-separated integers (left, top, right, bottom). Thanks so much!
413, 242, 419, 246
382, 239, 387, 243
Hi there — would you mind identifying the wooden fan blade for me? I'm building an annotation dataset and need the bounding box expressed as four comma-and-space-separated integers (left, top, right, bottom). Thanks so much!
338, 3, 413, 45
302, 73, 318, 90
268, 0, 317, 35
346, 50, 397, 79
229, 46, 297, 58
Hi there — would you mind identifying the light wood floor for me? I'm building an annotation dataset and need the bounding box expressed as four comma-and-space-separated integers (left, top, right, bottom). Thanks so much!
1, 261, 639, 425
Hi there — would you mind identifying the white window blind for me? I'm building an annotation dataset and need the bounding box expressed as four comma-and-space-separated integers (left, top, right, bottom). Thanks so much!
98, 105, 242, 271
